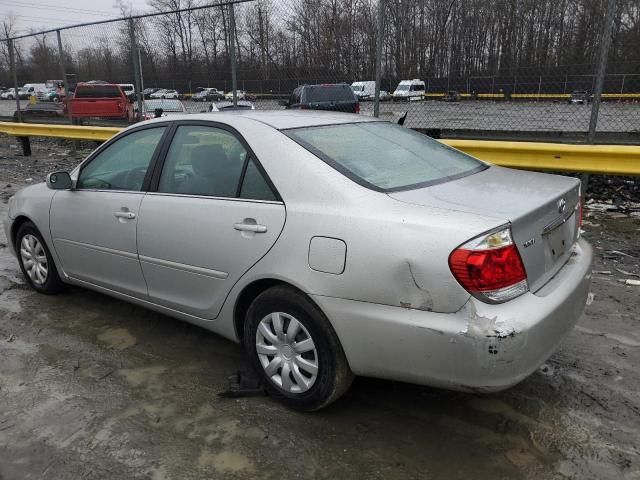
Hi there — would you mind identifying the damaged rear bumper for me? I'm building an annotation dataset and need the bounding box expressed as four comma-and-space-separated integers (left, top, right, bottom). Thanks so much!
312, 237, 593, 391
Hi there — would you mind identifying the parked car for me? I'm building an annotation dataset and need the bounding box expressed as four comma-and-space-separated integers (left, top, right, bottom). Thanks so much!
1, 89, 18, 100
224, 90, 247, 101
378, 90, 392, 102
118, 83, 136, 100
193, 88, 224, 102
208, 100, 255, 112
37, 88, 61, 102
443, 90, 461, 102
280, 84, 359, 113
393, 79, 425, 101
143, 88, 161, 99
150, 89, 179, 99
351, 81, 376, 101
569, 90, 591, 105
3, 111, 592, 411
143, 99, 187, 118
65, 83, 135, 121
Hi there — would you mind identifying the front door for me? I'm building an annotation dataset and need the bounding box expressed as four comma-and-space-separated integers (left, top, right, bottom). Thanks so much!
50, 125, 167, 296
137, 123, 286, 319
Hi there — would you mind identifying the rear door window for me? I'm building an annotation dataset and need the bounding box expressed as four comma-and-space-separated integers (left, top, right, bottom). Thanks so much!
158, 125, 278, 201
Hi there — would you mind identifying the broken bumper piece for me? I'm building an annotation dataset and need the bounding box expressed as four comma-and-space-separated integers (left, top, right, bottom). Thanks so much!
312, 238, 593, 392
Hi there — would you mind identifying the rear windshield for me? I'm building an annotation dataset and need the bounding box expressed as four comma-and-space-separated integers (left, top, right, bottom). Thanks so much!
75, 85, 121, 98
285, 122, 486, 191
304, 85, 355, 103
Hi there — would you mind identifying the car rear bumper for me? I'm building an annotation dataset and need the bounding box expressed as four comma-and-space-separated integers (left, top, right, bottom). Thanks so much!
312, 237, 592, 392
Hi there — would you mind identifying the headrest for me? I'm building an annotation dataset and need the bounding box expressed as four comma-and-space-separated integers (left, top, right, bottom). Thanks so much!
190, 144, 228, 177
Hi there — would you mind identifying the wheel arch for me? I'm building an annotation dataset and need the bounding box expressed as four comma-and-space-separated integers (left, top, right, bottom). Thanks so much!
10, 214, 36, 250
233, 278, 323, 343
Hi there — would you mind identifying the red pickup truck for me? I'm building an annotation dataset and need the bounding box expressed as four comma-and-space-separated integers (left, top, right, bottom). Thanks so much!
65, 83, 135, 121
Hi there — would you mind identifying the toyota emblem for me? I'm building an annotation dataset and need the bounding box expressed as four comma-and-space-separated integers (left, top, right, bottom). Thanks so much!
557, 198, 566, 214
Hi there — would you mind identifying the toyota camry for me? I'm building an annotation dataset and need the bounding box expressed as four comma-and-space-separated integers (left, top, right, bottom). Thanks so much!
4, 111, 592, 411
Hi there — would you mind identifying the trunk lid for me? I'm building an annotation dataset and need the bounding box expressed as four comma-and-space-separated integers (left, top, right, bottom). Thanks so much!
389, 166, 581, 293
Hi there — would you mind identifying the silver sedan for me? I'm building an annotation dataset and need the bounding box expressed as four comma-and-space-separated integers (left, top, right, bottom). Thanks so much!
3, 112, 592, 411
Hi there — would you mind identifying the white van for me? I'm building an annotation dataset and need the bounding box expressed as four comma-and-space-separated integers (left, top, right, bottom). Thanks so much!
22, 83, 47, 95
351, 81, 376, 101
393, 79, 425, 101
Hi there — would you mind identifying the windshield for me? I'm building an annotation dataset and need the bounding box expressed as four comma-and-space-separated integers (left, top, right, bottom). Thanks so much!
285, 122, 486, 191
396, 85, 409, 91
351, 85, 364, 92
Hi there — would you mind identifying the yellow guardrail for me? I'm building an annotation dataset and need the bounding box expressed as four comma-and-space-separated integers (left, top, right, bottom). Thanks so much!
443, 139, 640, 176
0, 121, 638, 175
0, 122, 120, 141
424, 92, 640, 100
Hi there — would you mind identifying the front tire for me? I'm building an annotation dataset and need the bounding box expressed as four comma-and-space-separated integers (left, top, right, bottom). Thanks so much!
244, 286, 353, 411
15, 222, 65, 294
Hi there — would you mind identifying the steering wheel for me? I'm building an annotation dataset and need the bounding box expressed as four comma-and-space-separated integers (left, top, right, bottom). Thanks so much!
124, 167, 147, 190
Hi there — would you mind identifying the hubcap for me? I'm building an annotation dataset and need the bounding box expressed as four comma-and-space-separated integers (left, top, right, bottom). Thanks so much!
256, 312, 319, 394
20, 234, 48, 285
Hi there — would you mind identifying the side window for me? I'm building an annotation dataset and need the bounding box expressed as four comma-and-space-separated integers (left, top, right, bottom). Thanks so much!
240, 159, 277, 201
158, 125, 246, 198
77, 126, 166, 191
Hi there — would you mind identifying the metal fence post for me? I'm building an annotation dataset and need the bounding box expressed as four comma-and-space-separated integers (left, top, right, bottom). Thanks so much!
229, 2, 238, 108
128, 17, 144, 121
373, 0, 384, 117
56, 30, 73, 125
8, 39, 21, 122
588, 0, 616, 144
582, 0, 616, 198
138, 47, 145, 95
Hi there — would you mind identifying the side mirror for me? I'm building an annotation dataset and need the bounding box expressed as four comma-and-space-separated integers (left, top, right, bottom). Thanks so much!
278, 99, 289, 107
46, 171, 72, 190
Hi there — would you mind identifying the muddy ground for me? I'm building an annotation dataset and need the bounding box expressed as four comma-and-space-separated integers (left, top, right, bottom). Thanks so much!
0, 135, 639, 480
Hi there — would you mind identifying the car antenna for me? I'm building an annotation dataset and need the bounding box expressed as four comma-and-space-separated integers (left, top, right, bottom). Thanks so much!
397, 111, 408, 126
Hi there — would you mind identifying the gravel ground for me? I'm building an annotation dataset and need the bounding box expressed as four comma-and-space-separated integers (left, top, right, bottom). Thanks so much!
0, 136, 639, 480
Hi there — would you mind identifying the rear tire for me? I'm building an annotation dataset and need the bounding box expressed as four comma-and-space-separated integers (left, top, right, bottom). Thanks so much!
244, 286, 353, 411
15, 222, 65, 294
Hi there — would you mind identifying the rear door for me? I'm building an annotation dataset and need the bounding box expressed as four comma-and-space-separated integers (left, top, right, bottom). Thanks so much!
137, 122, 286, 319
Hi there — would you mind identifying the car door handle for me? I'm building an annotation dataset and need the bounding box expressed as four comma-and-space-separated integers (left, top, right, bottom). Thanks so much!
114, 211, 136, 219
234, 222, 267, 233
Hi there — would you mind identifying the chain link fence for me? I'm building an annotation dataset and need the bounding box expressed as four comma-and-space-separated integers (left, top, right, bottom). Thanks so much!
1, 0, 638, 143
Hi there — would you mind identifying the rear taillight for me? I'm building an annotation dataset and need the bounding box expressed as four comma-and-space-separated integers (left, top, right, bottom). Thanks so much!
449, 226, 528, 303
355, 103, 360, 113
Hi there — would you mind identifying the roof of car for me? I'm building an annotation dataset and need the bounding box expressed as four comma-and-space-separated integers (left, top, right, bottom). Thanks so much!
140, 110, 381, 130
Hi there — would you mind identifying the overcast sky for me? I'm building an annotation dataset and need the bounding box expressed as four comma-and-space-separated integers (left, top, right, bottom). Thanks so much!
2, 0, 153, 36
